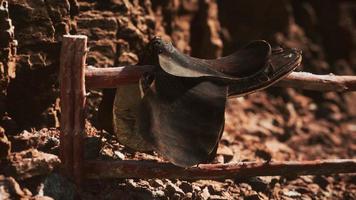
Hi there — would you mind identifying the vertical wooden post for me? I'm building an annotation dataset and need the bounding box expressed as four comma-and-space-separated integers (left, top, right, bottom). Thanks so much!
72, 35, 87, 186
60, 35, 87, 185
60, 36, 75, 178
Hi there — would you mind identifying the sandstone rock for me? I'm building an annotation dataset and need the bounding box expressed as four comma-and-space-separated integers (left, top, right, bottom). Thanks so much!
218, 0, 293, 51
0, 126, 10, 158
0, 0, 17, 118
149, 179, 165, 188
10, 129, 59, 153
32, 196, 55, 200
179, 181, 193, 193
165, 180, 185, 197
217, 144, 234, 163
4, 0, 71, 129
1, 149, 60, 180
1, 113, 18, 136
199, 186, 210, 200
6, 54, 61, 129
190, 0, 222, 58
0, 175, 32, 199
152, 189, 165, 198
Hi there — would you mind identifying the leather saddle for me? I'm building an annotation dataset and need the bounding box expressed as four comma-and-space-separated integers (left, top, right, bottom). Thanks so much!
152, 38, 302, 97
113, 38, 302, 167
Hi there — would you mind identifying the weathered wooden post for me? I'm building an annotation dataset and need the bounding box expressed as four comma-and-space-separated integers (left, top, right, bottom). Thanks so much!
59, 35, 87, 185
59, 35, 75, 178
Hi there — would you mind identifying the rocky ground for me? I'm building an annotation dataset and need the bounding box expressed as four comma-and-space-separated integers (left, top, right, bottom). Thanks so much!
0, 0, 355, 199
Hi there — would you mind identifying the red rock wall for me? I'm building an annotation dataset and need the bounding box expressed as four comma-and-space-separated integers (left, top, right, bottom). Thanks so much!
0, 0, 355, 131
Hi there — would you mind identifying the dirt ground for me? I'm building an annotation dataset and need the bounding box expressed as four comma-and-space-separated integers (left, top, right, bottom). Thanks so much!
0, 0, 355, 199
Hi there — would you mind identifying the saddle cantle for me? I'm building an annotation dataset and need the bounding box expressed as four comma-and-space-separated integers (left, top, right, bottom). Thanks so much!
113, 37, 302, 167
228, 47, 302, 97
151, 38, 302, 96
153, 39, 271, 80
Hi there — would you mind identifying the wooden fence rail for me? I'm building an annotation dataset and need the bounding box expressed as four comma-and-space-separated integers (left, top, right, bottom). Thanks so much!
59, 35, 356, 186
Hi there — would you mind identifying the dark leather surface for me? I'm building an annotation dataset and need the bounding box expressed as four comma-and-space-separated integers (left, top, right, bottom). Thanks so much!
138, 71, 227, 167
154, 39, 271, 80
228, 48, 302, 97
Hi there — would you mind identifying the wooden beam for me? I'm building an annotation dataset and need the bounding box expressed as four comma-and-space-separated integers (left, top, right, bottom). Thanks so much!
71, 35, 87, 187
276, 72, 356, 92
59, 35, 76, 177
84, 159, 356, 180
59, 35, 87, 186
84, 66, 356, 92
58, 35, 356, 183
85, 65, 155, 89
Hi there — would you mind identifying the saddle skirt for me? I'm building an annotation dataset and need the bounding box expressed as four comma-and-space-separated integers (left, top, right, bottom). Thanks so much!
113, 38, 302, 167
